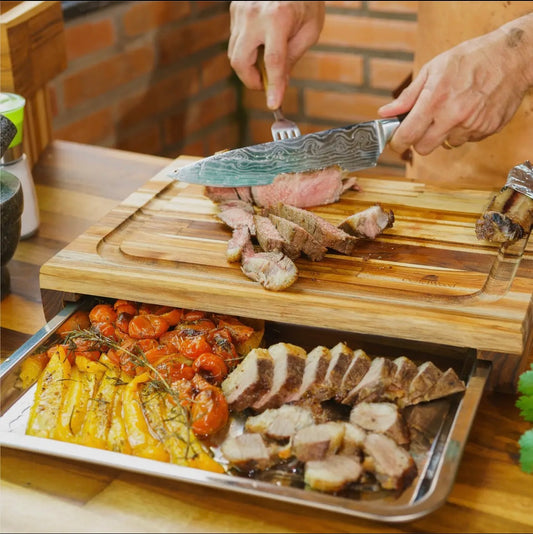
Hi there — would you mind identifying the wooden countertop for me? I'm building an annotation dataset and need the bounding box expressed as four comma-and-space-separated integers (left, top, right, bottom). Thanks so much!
1, 140, 532, 533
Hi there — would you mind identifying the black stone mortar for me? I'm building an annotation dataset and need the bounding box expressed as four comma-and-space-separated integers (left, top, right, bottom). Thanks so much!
0, 114, 22, 297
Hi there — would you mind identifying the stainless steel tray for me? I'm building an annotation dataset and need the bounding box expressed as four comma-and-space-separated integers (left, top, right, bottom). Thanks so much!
0, 298, 490, 523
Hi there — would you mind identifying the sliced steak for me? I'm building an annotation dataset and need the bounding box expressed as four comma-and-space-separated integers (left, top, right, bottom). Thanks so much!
253, 214, 300, 259
362, 432, 417, 491
226, 226, 251, 263
350, 402, 410, 446
241, 242, 298, 292
251, 165, 349, 209
221, 347, 274, 412
292, 421, 346, 462
205, 186, 240, 203
217, 204, 256, 235
267, 203, 359, 255
336, 349, 371, 402
342, 357, 397, 406
220, 432, 274, 472
268, 213, 327, 261
286, 345, 332, 403
252, 343, 308, 411
304, 455, 363, 493
244, 404, 315, 440
338, 204, 394, 239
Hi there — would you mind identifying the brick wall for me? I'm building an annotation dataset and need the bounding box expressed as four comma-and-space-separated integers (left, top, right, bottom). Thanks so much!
50, 1, 418, 174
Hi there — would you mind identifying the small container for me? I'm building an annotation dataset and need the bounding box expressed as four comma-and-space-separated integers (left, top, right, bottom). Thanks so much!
0, 93, 39, 239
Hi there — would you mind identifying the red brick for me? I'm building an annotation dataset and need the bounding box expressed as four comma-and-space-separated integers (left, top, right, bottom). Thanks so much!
201, 52, 233, 88
304, 89, 390, 122
158, 12, 230, 65
368, 1, 418, 14
319, 14, 417, 53
116, 123, 162, 155
53, 108, 114, 145
292, 50, 363, 85
64, 19, 115, 62
178, 139, 205, 158
248, 118, 275, 145
63, 45, 156, 109
117, 67, 200, 129
369, 58, 413, 91
207, 122, 241, 154
163, 87, 237, 145
122, 1, 191, 37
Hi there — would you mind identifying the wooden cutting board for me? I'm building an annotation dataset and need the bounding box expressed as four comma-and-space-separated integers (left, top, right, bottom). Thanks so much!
39, 156, 533, 391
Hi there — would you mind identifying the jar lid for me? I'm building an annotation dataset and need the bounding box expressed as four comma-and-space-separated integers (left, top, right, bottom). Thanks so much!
0, 93, 25, 148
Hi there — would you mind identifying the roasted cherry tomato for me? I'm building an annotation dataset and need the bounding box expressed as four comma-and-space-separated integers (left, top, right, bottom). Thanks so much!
57, 310, 91, 339
89, 304, 117, 325
128, 314, 169, 339
192, 352, 228, 385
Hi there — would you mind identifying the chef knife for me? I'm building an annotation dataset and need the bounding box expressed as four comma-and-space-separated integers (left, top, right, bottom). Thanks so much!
170, 117, 402, 187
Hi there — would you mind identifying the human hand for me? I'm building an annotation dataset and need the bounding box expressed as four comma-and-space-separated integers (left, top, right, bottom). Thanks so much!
378, 14, 533, 155
228, 1, 325, 109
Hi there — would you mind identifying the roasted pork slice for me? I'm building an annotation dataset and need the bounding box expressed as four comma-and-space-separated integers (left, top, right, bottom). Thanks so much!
342, 357, 397, 406
350, 402, 410, 446
221, 348, 274, 412
324, 342, 355, 391
401, 361, 443, 407
241, 239, 299, 292
423, 368, 466, 402
251, 165, 350, 209
253, 214, 300, 259
304, 455, 363, 493
268, 214, 328, 261
220, 432, 274, 472
286, 345, 332, 403
338, 204, 395, 239
252, 343, 308, 412
226, 226, 251, 263
385, 356, 419, 403
292, 421, 346, 462
362, 433, 418, 491
244, 404, 315, 440
339, 422, 367, 456
267, 203, 359, 255
336, 349, 371, 401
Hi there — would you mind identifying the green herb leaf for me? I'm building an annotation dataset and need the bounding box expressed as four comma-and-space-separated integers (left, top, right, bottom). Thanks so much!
516, 395, 533, 423
518, 428, 533, 474
517, 366, 533, 396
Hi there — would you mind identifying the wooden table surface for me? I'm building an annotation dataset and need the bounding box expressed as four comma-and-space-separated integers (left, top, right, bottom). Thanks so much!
1, 140, 532, 533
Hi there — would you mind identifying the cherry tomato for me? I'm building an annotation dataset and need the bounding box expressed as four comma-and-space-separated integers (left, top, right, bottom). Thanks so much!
128, 314, 169, 339
113, 299, 138, 316
192, 352, 228, 385
89, 304, 117, 325
207, 328, 240, 369
57, 310, 91, 339
177, 334, 212, 360
189, 376, 229, 438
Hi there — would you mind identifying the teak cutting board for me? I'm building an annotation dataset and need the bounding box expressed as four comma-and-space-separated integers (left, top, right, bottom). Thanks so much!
39, 156, 533, 392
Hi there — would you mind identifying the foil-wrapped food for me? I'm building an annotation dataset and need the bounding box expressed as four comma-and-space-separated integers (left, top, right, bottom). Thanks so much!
475, 161, 533, 242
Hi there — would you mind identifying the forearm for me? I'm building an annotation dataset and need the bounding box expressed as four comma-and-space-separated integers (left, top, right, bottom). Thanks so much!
496, 12, 533, 88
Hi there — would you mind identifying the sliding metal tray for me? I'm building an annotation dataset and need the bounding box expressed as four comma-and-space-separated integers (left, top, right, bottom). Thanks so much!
0, 297, 490, 523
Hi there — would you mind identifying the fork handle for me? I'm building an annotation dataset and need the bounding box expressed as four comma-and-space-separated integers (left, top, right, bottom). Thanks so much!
257, 45, 268, 92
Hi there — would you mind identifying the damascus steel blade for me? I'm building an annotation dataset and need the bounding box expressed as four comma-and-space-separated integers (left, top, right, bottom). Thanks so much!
171, 118, 400, 187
